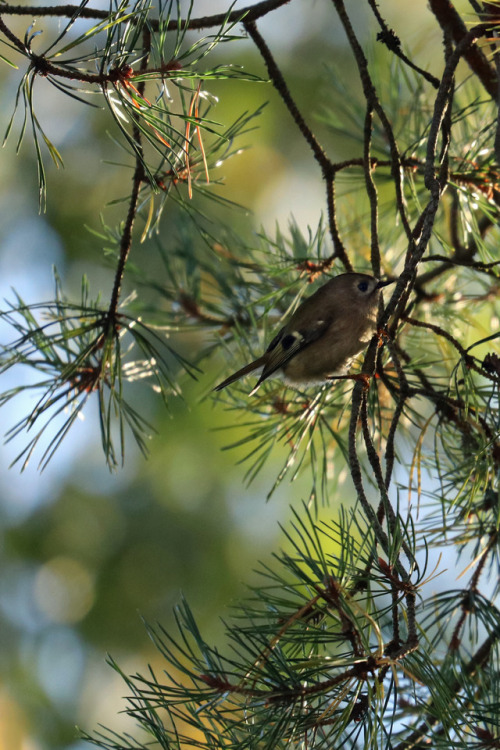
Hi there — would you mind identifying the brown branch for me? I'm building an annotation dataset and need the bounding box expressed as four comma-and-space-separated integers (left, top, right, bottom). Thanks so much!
403, 314, 499, 382
347, 337, 411, 581
391, 331, 497, 447
380, 28, 481, 333
243, 21, 327, 172
420, 253, 500, 281
378, 26, 491, 336
316, 576, 365, 657
0, 19, 182, 86
409, 382, 496, 447
106, 29, 150, 326
360, 390, 416, 569
0, 13, 26, 53
417, 206, 498, 286
449, 536, 495, 652
243, 18, 352, 271
324, 171, 351, 271
422, 253, 500, 269
207, 659, 374, 703
0, 0, 293, 30
332, 0, 413, 247
363, 105, 380, 277
34, 59, 182, 85
367, 0, 440, 89
429, 0, 497, 99
382, 336, 410, 488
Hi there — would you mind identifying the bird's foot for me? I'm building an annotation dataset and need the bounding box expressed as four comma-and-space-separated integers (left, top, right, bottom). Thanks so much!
327, 373, 371, 391
376, 327, 390, 347
351, 372, 371, 391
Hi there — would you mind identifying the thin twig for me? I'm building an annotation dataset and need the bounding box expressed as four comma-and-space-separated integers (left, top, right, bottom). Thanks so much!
363, 105, 380, 277
331, 0, 413, 246
348, 339, 409, 581
429, 0, 497, 99
244, 18, 353, 271
380, 23, 466, 333
449, 535, 495, 651
107, 28, 150, 326
324, 174, 351, 271
360, 391, 416, 568
394, 625, 500, 750
403, 315, 499, 382
383, 336, 410, 488
367, 0, 440, 88
0, 0, 293, 31
0, 16, 184, 85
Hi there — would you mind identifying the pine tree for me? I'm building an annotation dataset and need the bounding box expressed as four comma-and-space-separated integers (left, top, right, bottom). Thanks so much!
1, 1, 500, 748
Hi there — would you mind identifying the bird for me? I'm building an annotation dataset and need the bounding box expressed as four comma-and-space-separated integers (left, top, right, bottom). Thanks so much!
214, 272, 393, 394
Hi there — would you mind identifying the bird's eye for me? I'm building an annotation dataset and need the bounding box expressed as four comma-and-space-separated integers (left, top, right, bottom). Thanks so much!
357, 281, 369, 292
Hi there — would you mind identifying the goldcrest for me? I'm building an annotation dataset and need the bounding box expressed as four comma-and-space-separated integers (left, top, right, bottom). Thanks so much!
214, 272, 393, 394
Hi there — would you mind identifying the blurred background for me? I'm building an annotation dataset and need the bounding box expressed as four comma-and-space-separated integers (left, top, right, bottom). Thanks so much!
0, 1, 462, 748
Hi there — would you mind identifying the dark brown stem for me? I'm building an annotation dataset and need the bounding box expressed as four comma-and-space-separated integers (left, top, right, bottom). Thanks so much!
0, 14, 26, 53
0, 0, 293, 31
106, 29, 150, 326
324, 176, 351, 271
347, 340, 410, 581
417, 200, 497, 286
380, 28, 467, 316
449, 537, 494, 652
243, 21, 326, 168
403, 315, 499, 382
0, 22, 182, 86
383, 336, 410, 488
363, 105, 380, 277
332, 0, 413, 245
367, 0, 440, 88
360, 391, 415, 569
428, 0, 497, 98
244, 18, 353, 271
390, 329, 497, 442
422, 253, 500, 269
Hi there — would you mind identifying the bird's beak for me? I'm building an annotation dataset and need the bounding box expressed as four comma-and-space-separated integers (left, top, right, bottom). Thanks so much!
376, 278, 396, 289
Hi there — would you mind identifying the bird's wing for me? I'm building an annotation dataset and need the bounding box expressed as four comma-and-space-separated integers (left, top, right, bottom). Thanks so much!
213, 354, 266, 391
256, 317, 331, 386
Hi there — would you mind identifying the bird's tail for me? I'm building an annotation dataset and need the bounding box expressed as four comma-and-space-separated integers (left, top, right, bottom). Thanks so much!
213, 355, 266, 392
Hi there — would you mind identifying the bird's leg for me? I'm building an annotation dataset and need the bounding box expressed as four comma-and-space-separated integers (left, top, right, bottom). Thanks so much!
376, 327, 391, 347
326, 330, 391, 391
327, 373, 371, 390
351, 373, 371, 390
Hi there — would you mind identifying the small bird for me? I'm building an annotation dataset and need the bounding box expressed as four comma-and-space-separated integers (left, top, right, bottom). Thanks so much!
214, 272, 393, 394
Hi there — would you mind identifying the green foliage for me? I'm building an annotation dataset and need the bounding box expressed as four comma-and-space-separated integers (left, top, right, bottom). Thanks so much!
0, 272, 195, 469
0, 0, 262, 468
